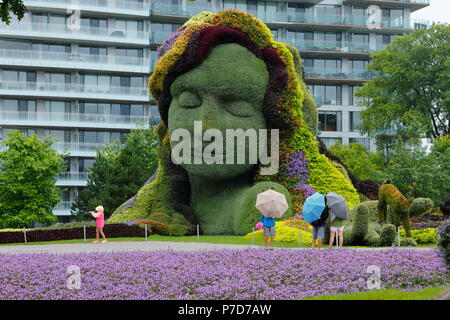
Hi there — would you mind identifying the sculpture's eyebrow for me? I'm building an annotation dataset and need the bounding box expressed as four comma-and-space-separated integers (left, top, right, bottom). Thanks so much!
171, 80, 264, 100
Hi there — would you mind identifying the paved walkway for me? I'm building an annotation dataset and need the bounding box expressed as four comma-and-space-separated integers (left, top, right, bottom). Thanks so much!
0, 241, 260, 254
0, 241, 434, 254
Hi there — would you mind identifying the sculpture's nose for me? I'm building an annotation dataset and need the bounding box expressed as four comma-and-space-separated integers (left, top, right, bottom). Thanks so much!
201, 95, 220, 130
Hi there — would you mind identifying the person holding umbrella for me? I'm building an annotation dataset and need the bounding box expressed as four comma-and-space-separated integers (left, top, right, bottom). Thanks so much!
302, 192, 328, 249
255, 189, 289, 251
326, 192, 350, 248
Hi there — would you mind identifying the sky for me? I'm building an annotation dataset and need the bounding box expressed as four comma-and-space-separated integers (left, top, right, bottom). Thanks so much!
410, 0, 450, 24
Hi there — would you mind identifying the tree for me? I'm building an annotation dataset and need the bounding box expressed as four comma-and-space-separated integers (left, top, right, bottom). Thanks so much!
382, 138, 449, 205
1, 0, 26, 25
328, 141, 385, 183
72, 126, 158, 220
0, 130, 64, 228
356, 24, 450, 141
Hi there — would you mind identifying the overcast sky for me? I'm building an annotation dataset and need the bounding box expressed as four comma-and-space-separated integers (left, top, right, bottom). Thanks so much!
410, 0, 450, 24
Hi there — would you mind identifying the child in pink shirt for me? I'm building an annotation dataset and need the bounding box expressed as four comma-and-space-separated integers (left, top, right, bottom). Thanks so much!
89, 206, 108, 244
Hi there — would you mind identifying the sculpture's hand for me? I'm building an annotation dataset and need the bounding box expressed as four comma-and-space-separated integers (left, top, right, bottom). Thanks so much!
232, 181, 293, 235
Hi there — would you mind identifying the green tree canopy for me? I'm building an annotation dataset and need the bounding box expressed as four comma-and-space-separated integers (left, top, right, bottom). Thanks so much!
356, 24, 450, 140
328, 141, 385, 183
72, 126, 158, 220
0, 130, 64, 228
1, 0, 26, 24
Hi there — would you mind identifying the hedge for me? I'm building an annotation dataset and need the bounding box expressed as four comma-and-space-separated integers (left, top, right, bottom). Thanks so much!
0, 224, 146, 244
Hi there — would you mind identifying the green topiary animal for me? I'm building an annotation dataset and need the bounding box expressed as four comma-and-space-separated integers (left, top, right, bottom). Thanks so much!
378, 180, 433, 238
345, 201, 396, 246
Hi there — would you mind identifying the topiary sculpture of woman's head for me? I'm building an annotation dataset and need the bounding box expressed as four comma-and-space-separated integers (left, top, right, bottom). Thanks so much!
108, 10, 359, 235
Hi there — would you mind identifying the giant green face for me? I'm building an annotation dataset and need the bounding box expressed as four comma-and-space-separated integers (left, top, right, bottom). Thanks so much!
168, 43, 269, 180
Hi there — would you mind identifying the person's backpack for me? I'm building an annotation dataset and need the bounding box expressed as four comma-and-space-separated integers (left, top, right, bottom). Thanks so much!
311, 198, 329, 227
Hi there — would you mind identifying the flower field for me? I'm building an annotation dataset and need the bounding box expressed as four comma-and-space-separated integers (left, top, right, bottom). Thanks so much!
0, 248, 448, 300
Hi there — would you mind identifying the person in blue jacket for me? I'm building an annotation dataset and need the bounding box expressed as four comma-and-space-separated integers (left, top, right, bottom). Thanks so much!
261, 214, 276, 250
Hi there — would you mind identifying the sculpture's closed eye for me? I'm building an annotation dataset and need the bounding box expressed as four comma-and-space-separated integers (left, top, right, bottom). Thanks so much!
225, 101, 255, 117
178, 91, 202, 108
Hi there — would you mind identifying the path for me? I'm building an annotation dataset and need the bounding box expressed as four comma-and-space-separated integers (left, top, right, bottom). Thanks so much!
0, 241, 434, 254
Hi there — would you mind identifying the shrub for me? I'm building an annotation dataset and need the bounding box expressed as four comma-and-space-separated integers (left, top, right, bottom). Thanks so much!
400, 238, 417, 247
437, 220, 450, 272
365, 229, 380, 247
350, 203, 369, 244
400, 227, 438, 244
0, 224, 146, 244
242, 220, 312, 244
409, 198, 434, 217
379, 224, 396, 246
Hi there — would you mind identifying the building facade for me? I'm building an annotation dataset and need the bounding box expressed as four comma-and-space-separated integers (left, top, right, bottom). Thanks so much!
0, 0, 429, 221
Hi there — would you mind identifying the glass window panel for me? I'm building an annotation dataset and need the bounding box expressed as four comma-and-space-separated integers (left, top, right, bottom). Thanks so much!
130, 104, 144, 116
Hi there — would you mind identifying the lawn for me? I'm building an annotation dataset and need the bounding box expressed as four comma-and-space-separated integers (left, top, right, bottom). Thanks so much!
304, 287, 449, 300
0, 248, 447, 299
0, 234, 436, 248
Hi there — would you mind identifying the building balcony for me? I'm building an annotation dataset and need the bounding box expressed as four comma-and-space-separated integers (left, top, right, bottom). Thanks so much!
150, 2, 212, 18
284, 39, 372, 54
0, 48, 149, 73
0, 111, 149, 129
51, 141, 114, 157
0, 21, 149, 46
24, 0, 149, 17
150, 31, 172, 44
56, 172, 88, 187
343, 0, 429, 13
53, 201, 72, 216
304, 67, 374, 81
0, 81, 150, 102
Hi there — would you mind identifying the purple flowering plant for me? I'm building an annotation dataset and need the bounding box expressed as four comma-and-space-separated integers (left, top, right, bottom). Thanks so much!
0, 248, 448, 300
285, 151, 316, 198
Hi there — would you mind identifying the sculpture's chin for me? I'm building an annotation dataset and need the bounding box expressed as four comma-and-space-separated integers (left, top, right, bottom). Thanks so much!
182, 163, 254, 181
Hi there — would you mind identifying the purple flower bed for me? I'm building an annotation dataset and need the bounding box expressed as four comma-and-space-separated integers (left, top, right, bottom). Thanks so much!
0, 248, 447, 300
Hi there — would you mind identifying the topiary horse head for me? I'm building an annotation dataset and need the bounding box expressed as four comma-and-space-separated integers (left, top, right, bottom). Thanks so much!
108, 10, 359, 235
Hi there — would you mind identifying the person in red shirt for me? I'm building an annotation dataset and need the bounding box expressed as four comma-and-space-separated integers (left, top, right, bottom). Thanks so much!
89, 206, 107, 244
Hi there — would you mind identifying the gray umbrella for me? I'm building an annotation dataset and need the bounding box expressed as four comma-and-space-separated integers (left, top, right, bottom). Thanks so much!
326, 192, 350, 222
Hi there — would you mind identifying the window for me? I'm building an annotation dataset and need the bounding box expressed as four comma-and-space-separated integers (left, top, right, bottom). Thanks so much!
79, 46, 107, 63
349, 111, 363, 132
130, 104, 144, 117
45, 72, 70, 84
319, 137, 342, 149
150, 105, 161, 125
349, 86, 365, 106
349, 138, 370, 151
308, 85, 342, 105
79, 158, 95, 172
318, 111, 342, 131
382, 8, 404, 28
3, 99, 36, 120
44, 101, 70, 120
116, 48, 143, 64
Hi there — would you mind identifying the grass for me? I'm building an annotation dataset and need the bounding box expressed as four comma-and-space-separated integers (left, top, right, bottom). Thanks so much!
303, 287, 449, 300
0, 234, 436, 248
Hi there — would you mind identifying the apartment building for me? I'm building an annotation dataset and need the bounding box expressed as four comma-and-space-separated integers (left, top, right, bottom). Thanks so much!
0, 0, 429, 221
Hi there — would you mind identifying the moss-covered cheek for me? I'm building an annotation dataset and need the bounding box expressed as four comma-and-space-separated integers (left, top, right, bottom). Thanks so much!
167, 43, 269, 180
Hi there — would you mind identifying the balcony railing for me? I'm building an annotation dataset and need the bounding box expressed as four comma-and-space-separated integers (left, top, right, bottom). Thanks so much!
283, 39, 371, 53
0, 48, 147, 68
150, 2, 212, 17
305, 67, 374, 80
150, 31, 172, 44
24, 0, 149, 12
0, 111, 148, 126
57, 172, 88, 181
54, 201, 72, 210
149, 4, 429, 30
52, 141, 116, 153
0, 81, 149, 97
0, 21, 147, 42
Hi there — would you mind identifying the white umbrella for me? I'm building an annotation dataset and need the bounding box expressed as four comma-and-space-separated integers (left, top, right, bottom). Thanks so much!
255, 189, 289, 218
